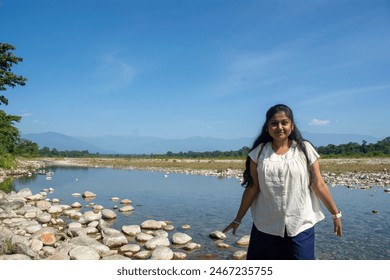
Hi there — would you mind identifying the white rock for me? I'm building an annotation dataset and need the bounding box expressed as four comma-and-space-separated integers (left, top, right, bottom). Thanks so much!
183, 242, 201, 251
122, 225, 141, 236
47, 205, 63, 214
36, 200, 51, 211
209, 231, 226, 240
172, 232, 192, 245
119, 244, 141, 254
144, 236, 170, 250
152, 230, 169, 238
151, 246, 173, 260
119, 205, 134, 212
120, 199, 132, 204
135, 232, 154, 242
133, 250, 151, 260
78, 211, 102, 224
232, 250, 247, 260
141, 220, 166, 230
69, 246, 100, 260
82, 191, 97, 198
102, 228, 128, 248
102, 209, 117, 219
173, 252, 187, 260
71, 202, 82, 208
236, 235, 250, 246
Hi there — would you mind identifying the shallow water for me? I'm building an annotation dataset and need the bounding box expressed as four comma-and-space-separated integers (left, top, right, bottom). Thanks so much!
3, 166, 390, 260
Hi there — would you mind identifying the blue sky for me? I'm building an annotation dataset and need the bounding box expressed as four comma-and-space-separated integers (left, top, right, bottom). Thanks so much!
2, 0, 390, 140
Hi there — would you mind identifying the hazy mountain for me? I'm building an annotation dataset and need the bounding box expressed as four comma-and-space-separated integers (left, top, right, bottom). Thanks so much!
77, 135, 253, 154
22, 131, 383, 155
21, 132, 111, 153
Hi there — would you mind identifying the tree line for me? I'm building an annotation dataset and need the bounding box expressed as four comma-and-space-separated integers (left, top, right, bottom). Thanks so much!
12, 137, 388, 160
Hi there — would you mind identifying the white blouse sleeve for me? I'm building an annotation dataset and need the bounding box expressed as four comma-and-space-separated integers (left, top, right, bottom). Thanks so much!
303, 141, 320, 165
248, 143, 264, 164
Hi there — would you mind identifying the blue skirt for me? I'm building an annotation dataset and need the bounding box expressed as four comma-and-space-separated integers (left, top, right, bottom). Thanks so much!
246, 224, 315, 260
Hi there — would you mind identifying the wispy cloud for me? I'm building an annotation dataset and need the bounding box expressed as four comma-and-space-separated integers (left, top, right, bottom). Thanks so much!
308, 119, 330, 126
95, 50, 136, 93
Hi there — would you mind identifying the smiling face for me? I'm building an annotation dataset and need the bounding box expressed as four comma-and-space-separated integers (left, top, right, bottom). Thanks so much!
267, 111, 294, 142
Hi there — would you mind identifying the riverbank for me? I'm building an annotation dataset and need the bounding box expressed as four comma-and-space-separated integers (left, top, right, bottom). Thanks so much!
1, 157, 390, 189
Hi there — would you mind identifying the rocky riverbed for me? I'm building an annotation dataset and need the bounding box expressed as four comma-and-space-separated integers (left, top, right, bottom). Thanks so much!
0, 187, 246, 260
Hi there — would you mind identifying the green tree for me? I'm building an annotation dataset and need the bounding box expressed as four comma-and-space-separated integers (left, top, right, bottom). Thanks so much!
0, 43, 27, 168
0, 43, 27, 106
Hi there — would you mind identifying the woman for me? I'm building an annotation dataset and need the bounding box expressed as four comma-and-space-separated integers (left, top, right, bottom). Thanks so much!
223, 104, 342, 260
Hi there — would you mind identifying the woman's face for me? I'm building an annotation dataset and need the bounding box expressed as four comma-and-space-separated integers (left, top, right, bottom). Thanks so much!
267, 111, 294, 142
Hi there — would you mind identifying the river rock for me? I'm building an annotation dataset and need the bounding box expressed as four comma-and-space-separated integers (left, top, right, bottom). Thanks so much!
33, 227, 57, 246
36, 200, 51, 211
173, 252, 187, 260
102, 228, 128, 248
153, 230, 169, 238
102, 209, 117, 219
70, 202, 82, 208
133, 250, 152, 260
217, 242, 230, 249
48, 205, 63, 214
68, 235, 110, 257
183, 242, 201, 251
119, 244, 141, 254
27, 193, 44, 201
82, 191, 97, 198
141, 219, 166, 230
172, 232, 192, 245
101, 254, 130, 260
120, 199, 132, 204
181, 224, 191, 230
135, 232, 154, 242
232, 250, 247, 260
164, 224, 175, 231
93, 204, 104, 211
17, 188, 33, 198
69, 245, 100, 260
209, 231, 226, 240
0, 254, 31, 260
13, 242, 40, 259
119, 205, 134, 212
78, 210, 102, 224
122, 225, 141, 236
236, 235, 250, 246
145, 236, 170, 250
151, 246, 174, 260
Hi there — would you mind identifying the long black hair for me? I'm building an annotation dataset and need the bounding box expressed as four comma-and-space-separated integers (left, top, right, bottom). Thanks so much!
241, 104, 310, 188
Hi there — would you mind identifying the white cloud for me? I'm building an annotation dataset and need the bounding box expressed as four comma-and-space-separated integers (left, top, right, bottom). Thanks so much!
308, 119, 330, 126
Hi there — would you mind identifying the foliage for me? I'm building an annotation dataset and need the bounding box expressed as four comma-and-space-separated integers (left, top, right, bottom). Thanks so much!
15, 139, 39, 157
0, 43, 27, 168
0, 110, 21, 168
0, 43, 27, 106
0, 178, 13, 193
317, 137, 390, 157
38, 146, 95, 158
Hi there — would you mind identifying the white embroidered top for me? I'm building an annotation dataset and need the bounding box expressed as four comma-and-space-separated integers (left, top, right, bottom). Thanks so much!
248, 140, 325, 237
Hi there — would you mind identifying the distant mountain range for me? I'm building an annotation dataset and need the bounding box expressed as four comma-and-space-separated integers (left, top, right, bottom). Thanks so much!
21, 131, 382, 155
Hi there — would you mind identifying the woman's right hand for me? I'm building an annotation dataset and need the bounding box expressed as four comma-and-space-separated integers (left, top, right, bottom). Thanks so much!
223, 221, 240, 235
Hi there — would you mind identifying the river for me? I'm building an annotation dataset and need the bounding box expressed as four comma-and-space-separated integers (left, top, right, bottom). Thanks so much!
3, 166, 390, 259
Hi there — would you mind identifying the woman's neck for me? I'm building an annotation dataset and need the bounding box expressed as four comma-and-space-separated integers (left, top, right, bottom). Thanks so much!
271, 139, 292, 155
